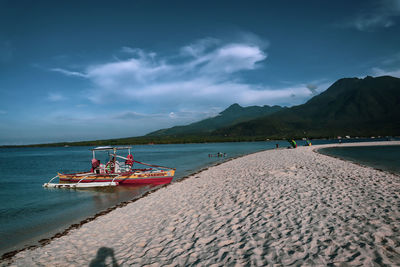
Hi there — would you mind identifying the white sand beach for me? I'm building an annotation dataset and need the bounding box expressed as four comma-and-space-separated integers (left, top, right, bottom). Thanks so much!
3, 141, 400, 266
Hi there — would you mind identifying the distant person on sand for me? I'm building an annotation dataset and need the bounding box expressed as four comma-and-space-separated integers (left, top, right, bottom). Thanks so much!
289, 139, 297, 148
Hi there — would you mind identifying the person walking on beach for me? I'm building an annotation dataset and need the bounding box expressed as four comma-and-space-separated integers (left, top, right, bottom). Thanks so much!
289, 139, 297, 148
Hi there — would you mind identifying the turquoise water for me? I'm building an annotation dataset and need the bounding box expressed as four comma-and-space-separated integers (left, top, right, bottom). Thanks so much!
0, 139, 387, 254
319, 145, 400, 174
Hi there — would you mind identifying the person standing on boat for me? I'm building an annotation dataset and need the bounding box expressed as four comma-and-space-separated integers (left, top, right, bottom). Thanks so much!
105, 156, 116, 173
91, 158, 100, 173
125, 154, 134, 167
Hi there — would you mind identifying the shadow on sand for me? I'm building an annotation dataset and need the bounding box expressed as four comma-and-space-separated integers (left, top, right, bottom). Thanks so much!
89, 247, 119, 267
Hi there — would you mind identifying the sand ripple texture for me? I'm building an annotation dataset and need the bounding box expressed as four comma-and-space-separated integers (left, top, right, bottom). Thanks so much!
4, 141, 400, 266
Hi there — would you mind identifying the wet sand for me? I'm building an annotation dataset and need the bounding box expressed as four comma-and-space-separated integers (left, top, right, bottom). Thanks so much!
3, 141, 400, 266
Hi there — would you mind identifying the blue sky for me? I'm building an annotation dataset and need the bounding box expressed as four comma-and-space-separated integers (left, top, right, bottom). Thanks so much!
1, 0, 400, 145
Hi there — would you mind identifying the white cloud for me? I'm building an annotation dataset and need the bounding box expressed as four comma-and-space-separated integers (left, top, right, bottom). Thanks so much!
36, 36, 335, 139
371, 67, 400, 77
39, 108, 221, 138
343, 0, 400, 31
0, 110, 7, 115
352, 14, 394, 31
47, 92, 67, 102
306, 84, 318, 95
381, 52, 400, 65
112, 111, 159, 120
51, 68, 87, 78
51, 36, 327, 121
198, 44, 266, 75
180, 38, 220, 57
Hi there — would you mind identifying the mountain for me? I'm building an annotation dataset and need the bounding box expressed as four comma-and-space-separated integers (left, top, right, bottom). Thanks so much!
146, 103, 284, 137
14, 75, 399, 147
214, 76, 400, 138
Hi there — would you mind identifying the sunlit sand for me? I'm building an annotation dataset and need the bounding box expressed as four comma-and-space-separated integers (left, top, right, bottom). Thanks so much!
5, 141, 400, 266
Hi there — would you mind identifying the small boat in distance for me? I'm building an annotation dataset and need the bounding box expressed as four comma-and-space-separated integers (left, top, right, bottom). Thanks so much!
43, 146, 175, 188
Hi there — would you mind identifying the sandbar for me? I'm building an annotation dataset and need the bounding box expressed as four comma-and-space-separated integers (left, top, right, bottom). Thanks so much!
3, 141, 400, 266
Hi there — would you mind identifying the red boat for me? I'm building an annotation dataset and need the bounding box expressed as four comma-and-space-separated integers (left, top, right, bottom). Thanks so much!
43, 146, 175, 188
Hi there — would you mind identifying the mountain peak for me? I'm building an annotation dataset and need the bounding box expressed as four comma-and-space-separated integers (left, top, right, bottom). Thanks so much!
227, 103, 242, 109
146, 103, 283, 137
220, 103, 243, 115
215, 75, 400, 138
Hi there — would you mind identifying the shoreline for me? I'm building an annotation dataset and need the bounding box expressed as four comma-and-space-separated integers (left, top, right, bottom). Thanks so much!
0, 148, 264, 261
3, 141, 400, 266
1, 136, 397, 148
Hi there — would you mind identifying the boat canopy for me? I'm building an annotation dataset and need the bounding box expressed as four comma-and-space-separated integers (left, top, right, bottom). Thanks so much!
91, 146, 132, 151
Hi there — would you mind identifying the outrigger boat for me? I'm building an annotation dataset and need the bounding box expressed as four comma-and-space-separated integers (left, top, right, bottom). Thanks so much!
43, 146, 175, 188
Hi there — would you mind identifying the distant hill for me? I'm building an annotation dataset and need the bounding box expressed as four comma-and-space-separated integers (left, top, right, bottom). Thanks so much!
213, 75, 400, 138
11, 75, 399, 147
146, 103, 284, 137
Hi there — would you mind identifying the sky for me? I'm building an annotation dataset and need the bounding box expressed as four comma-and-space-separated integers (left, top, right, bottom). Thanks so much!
1, 0, 400, 145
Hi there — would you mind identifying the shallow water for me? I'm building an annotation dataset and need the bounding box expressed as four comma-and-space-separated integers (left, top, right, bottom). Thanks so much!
319, 145, 400, 174
0, 138, 386, 254
0, 142, 278, 254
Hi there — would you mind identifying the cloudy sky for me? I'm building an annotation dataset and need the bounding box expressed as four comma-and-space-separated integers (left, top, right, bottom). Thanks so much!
1, 0, 400, 145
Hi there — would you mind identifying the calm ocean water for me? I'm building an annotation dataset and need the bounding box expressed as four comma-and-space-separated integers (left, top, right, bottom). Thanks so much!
0, 139, 389, 254
319, 145, 400, 174
0, 141, 277, 254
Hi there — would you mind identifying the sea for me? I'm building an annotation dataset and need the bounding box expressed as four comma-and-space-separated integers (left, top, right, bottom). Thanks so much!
319, 145, 400, 174
0, 138, 394, 255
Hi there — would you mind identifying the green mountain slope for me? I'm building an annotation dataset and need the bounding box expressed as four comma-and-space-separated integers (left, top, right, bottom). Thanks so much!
14, 75, 399, 147
214, 75, 400, 138
146, 103, 284, 136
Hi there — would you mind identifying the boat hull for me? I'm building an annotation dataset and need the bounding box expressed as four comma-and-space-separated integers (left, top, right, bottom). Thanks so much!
58, 170, 175, 186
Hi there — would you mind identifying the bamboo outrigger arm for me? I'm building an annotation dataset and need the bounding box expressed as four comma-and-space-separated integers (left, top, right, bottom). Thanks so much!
43, 174, 119, 188
46, 175, 59, 184
133, 160, 176, 170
